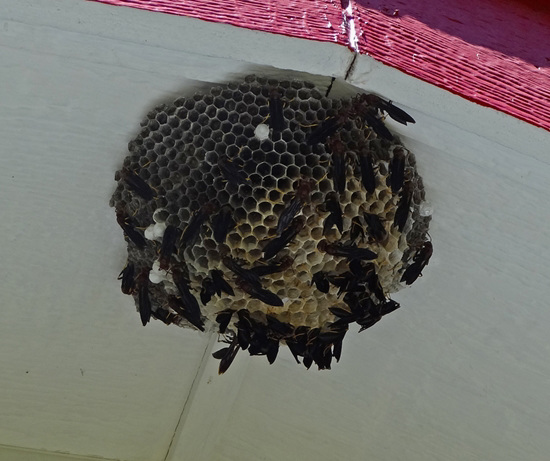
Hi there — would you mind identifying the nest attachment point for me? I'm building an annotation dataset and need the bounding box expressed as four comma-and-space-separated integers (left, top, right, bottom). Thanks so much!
111, 75, 433, 373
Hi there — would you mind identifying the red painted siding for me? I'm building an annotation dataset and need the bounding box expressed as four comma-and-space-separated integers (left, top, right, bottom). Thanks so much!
89, 0, 550, 131
353, 0, 550, 130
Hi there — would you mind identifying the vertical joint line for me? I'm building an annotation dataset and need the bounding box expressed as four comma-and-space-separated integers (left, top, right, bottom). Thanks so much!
344, 53, 358, 81
325, 77, 336, 97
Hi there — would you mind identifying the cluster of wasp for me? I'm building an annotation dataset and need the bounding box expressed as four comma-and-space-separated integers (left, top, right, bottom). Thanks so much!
111, 76, 432, 373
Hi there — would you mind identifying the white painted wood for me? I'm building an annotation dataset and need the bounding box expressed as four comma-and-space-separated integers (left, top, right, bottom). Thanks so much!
164, 334, 251, 461
0, 445, 115, 461
1, 1, 549, 461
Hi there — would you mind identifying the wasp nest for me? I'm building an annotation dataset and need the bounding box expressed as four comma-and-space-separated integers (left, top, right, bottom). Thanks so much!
111, 75, 432, 372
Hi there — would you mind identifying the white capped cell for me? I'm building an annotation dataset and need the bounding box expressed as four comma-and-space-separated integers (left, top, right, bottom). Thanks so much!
419, 201, 434, 217
254, 123, 270, 140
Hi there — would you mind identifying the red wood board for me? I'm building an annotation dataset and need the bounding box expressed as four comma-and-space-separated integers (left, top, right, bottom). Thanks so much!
89, 0, 550, 131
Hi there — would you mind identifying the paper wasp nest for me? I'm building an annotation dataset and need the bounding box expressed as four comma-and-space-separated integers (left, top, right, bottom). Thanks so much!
111, 76, 432, 372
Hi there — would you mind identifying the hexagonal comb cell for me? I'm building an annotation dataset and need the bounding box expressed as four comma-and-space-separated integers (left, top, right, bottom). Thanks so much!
111, 75, 432, 374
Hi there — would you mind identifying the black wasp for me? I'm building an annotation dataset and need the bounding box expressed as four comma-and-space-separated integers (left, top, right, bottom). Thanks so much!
116, 167, 156, 201
181, 202, 217, 248
276, 178, 315, 235
326, 138, 347, 194
264, 215, 306, 260
393, 181, 412, 232
401, 241, 433, 285
357, 147, 376, 194
322, 192, 343, 235
318, 240, 377, 261
136, 268, 151, 327
388, 147, 407, 194
211, 206, 236, 244
118, 262, 135, 295
116, 209, 146, 249
268, 89, 286, 133
159, 225, 181, 270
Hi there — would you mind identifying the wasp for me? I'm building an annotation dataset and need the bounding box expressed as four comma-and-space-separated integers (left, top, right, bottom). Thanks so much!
265, 338, 280, 365
235, 310, 254, 350
211, 206, 236, 244
393, 181, 412, 232
286, 326, 309, 364
268, 89, 286, 133
116, 167, 156, 201
357, 147, 376, 194
326, 271, 361, 297
363, 94, 416, 125
326, 138, 347, 194
311, 271, 330, 293
218, 154, 247, 186
263, 215, 306, 260
341, 292, 369, 320
200, 278, 215, 305
363, 263, 386, 302
249, 256, 294, 277
348, 216, 365, 243
159, 225, 181, 270
276, 199, 302, 235
266, 315, 293, 337
276, 178, 315, 234
364, 213, 387, 242
363, 110, 394, 140
350, 95, 394, 140
388, 147, 406, 193
151, 308, 179, 326
171, 269, 204, 330
212, 336, 240, 374
306, 329, 333, 370
305, 116, 342, 145
222, 257, 261, 287
118, 262, 135, 295
246, 321, 277, 363
401, 241, 433, 285
264, 318, 292, 363
318, 323, 348, 345
211, 269, 235, 297
322, 192, 343, 235
357, 314, 382, 332
301, 328, 320, 370
116, 209, 146, 248
236, 278, 284, 307
348, 258, 366, 279
215, 309, 235, 334
181, 202, 217, 248
332, 337, 343, 362
318, 240, 377, 261
167, 295, 205, 332
379, 299, 400, 316
136, 268, 151, 326
200, 270, 233, 305
329, 306, 357, 325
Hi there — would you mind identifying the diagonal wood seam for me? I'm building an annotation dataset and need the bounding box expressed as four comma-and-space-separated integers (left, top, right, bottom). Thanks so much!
162, 332, 216, 461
